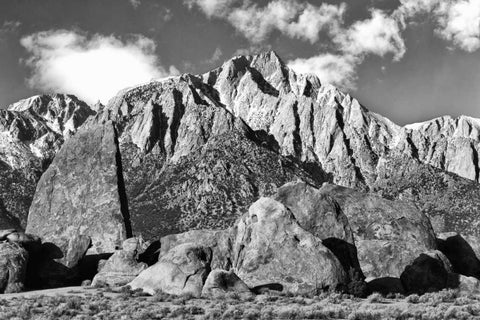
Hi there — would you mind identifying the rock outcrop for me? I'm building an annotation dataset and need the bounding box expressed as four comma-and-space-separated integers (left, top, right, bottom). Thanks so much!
26, 121, 127, 255
92, 238, 147, 287
230, 197, 347, 294
319, 184, 437, 279
201, 269, 252, 298
0, 242, 28, 293
129, 243, 212, 296
0, 94, 94, 230
274, 181, 362, 279
400, 251, 454, 295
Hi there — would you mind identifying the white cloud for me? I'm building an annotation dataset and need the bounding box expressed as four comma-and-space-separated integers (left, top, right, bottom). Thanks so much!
337, 9, 406, 61
21, 30, 176, 104
395, 0, 480, 52
437, 0, 480, 52
184, 0, 237, 17
288, 54, 358, 90
186, 0, 345, 43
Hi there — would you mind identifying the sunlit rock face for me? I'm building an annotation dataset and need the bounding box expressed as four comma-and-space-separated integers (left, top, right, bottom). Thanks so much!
25, 51, 480, 250
0, 94, 95, 229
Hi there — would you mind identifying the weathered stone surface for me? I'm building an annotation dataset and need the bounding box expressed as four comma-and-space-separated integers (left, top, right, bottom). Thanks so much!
230, 197, 347, 294
400, 251, 454, 295
160, 230, 231, 271
201, 269, 252, 298
129, 244, 212, 296
0, 94, 94, 229
26, 121, 127, 255
92, 237, 147, 287
458, 275, 480, 293
274, 181, 362, 278
319, 184, 437, 279
0, 242, 28, 293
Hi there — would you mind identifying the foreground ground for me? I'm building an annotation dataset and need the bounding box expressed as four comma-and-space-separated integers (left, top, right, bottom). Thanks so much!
0, 286, 479, 319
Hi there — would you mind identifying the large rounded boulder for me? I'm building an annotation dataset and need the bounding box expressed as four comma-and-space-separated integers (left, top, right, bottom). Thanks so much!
274, 182, 362, 279
230, 197, 347, 294
320, 184, 437, 279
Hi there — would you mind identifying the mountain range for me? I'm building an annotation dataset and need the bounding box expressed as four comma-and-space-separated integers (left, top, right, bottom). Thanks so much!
1, 51, 480, 287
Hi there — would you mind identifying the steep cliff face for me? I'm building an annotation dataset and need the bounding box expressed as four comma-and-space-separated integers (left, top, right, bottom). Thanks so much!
25, 51, 480, 247
398, 116, 480, 183
0, 94, 95, 228
27, 76, 327, 245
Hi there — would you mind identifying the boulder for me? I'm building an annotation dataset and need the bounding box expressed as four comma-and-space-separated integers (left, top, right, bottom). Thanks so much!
129, 244, 212, 296
458, 275, 480, 293
0, 242, 28, 293
320, 184, 437, 279
92, 238, 147, 287
160, 229, 231, 270
400, 251, 454, 294
201, 269, 252, 298
29, 232, 91, 288
230, 197, 347, 294
436, 232, 480, 278
275, 181, 362, 279
26, 121, 128, 255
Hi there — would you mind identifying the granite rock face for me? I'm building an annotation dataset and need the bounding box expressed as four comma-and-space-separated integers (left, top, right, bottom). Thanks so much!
26, 121, 127, 255
0, 242, 28, 293
0, 94, 94, 229
230, 197, 347, 293
319, 184, 437, 279
274, 181, 362, 279
201, 269, 252, 298
129, 243, 212, 296
92, 237, 147, 287
22, 51, 480, 289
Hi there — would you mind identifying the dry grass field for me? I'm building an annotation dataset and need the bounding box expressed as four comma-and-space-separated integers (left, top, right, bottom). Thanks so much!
0, 286, 480, 320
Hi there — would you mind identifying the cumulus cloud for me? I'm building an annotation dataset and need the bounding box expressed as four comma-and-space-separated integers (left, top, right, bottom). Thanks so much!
21, 30, 177, 104
288, 54, 358, 90
186, 0, 345, 43
337, 10, 406, 61
395, 0, 480, 52
437, 0, 480, 52
288, 8, 405, 89
184, 0, 237, 17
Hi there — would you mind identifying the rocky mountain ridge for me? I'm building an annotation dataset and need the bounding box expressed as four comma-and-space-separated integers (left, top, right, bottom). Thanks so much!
1, 51, 480, 295
0, 94, 95, 229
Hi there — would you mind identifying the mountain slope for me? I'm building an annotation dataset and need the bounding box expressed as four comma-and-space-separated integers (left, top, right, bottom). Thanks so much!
26, 51, 480, 246
0, 94, 95, 228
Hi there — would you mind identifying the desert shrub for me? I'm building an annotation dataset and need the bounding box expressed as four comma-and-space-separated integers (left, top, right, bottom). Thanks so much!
347, 269, 369, 298
347, 310, 383, 320
366, 293, 382, 303
405, 294, 420, 304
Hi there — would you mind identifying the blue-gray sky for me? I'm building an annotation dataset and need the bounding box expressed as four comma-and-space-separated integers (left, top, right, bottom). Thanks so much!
0, 0, 479, 125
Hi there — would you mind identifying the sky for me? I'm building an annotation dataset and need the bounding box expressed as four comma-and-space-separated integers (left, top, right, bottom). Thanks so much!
0, 0, 479, 125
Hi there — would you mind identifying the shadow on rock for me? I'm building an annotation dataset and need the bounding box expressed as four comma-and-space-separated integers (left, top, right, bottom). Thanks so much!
251, 283, 284, 295
367, 277, 405, 296
138, 240, 160, 266
436, 234, 480, 278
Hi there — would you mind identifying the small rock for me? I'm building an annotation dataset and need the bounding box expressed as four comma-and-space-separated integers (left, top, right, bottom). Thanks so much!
201, 269, 252, 298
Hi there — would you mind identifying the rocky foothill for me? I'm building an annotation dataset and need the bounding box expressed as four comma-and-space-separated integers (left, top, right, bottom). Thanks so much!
0, 51, 479, 298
